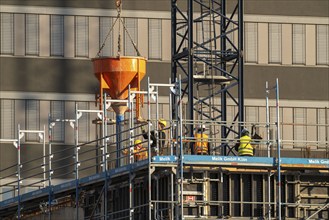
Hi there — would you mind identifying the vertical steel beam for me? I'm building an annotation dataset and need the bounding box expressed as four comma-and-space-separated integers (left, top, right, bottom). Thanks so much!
17, 124, 21, 220
188, 0, 194, 152
276, 78, 282, 220
221, 0, 227, 155
171, 0, 177, 122
238, 0, 244, 131
75, 104, 80, 220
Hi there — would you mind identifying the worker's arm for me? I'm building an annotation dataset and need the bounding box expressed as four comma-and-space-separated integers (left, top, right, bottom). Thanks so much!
142, 128, 156, 145
122, 149, 128, 155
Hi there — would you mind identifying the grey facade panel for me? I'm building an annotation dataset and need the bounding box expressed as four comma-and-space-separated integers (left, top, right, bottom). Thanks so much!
0, 57, 98, 94
243, 0, 329, 17
1, 0, 328, 17
1, 57, 328, 101
0, 57, 171, 95
245, 65, 329, 101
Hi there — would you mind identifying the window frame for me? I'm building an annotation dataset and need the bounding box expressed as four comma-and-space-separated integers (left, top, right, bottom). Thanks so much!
316, 24, 329, 66
0, 13, 14, 55
50, 101, 65, 143
268, 23, 282, 64
148, 18, 162, 60
25, 14, 39, 56
0, 99, 15, 139
75, 16, 89, 58
25, 100, 40, 142
244, 22, 258, 63
292, 24, 306, 65
124, 18, 138, 56
99, 16, 113, 57
50, 15, 64, 57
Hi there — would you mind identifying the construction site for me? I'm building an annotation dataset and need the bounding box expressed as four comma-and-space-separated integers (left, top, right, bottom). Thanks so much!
0, 0, 328, 219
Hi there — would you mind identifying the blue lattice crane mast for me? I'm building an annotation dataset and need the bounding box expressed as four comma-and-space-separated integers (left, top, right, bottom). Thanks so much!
171, 0, 244, 155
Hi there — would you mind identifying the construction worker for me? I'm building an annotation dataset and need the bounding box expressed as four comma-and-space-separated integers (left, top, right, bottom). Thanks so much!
194, 124, 209, 155
237, 129, 254, 156
142, 118, 167, 156
122, 139, 148, 162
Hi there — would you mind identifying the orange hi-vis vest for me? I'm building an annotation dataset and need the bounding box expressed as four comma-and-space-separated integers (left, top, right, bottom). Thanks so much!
123, 147, 148, 162
194, 133, 209, 154
238, 135, 253, 156
135, 147, 148, 161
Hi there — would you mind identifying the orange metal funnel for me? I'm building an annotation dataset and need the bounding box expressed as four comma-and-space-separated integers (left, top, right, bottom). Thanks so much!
92, 56, 146, 116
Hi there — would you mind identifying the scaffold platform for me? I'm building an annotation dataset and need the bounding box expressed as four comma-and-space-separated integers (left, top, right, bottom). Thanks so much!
1, 156, 328, 210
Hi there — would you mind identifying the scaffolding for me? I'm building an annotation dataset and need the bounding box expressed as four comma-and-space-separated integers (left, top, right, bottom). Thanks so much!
0, 78, 329, 220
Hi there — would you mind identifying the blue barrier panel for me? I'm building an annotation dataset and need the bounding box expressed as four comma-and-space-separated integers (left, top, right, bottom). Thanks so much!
183, 155, 275, 167
21, 187, 49, 202
281, 157, 329, 169
80, 172, 106, 186
0, 197, 18, 208
152, 156, 178, 163
53, 180, 76, 194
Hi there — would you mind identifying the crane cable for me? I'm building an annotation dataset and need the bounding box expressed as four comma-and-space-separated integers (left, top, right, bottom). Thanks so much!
96, 0, 141, 57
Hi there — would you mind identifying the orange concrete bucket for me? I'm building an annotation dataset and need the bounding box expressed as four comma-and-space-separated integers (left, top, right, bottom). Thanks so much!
92, 56, 146, 116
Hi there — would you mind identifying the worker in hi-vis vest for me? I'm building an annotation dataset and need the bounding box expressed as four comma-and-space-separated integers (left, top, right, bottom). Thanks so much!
142, 118, 167, 156
122, 139, 148, 162
238, 129, 254, 156
194, 124, 209, 155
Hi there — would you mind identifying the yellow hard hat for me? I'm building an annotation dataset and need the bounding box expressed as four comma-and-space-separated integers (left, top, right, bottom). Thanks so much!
134, 139, 142, 145
159, 118, 167, 127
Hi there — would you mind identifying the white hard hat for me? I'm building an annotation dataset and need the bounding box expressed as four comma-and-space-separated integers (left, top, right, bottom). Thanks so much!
241, 128, 249, 136
197, 124, 206, 130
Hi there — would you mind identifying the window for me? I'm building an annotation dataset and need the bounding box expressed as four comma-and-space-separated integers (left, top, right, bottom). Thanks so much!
292, 24, 305, 64
50, 101, 65, 142
245, 22, 258, 63
25, 14, 39, 56
75, 16, 89, 57
124, 18, 138, 56
99, 17, 113, 57
0, 13, 14, 54
316, 25, 329, 65
245, 106, 259, 124
50, 15, 64, 56
148, 19, 162, 60
77, 102, 89, 143
0, 100, 15, 139
317, 109, 328, 147
294, 108, 306, 147
26, 100, 40, 142
269, 23, 282, 64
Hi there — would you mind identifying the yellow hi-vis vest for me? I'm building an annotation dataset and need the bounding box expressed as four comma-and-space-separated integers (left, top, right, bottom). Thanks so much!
194, 133, 209, 154
238, 135, 253, 156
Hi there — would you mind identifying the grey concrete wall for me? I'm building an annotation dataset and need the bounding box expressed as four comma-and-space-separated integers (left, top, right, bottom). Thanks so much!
1, 0, 328, 17
1, 57, 328, 101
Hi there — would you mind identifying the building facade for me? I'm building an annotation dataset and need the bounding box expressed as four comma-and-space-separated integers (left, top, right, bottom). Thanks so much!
0, 0, 328, 202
